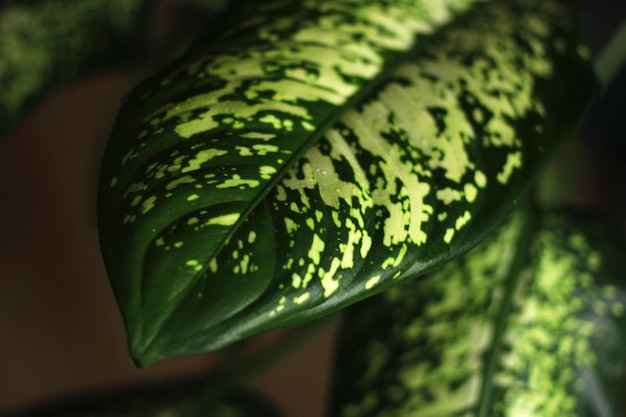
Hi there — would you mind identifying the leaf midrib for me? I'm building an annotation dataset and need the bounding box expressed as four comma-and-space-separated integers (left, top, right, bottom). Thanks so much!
476, 206, 538, 417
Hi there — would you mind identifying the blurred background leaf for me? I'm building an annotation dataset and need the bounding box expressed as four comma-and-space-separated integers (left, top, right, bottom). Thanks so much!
331, 208, 626, 417
0, 0, 235, 134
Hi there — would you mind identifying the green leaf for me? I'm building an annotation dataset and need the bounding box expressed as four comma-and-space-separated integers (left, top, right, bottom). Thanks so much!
98, 0, 596, 365
0, 0, 151, 132
5, 381, 281, 417
330, 208, 626, 417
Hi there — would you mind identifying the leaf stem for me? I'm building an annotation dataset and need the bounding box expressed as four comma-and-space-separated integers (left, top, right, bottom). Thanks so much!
593, 18, 626, 90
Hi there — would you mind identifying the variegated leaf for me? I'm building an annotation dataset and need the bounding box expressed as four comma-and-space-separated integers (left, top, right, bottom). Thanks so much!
98, 0, 488, 364
98, 0, 595, 365
331, 209, 626, 417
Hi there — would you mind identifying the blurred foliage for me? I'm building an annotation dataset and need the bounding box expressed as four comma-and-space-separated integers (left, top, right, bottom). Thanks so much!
0, 0, 150, 131
0, 0, 233, 133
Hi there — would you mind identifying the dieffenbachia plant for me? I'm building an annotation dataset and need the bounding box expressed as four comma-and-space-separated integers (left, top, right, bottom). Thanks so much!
98, 0, 597, 366
331, 209, 626, 416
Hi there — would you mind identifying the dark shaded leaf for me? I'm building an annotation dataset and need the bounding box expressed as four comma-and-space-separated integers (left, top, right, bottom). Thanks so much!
98, 0, 596, 365
4, 378, 281, 417
330, 209, 626, 416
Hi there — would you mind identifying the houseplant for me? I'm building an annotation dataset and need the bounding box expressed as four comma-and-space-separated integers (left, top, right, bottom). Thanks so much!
1, 0, 625, 415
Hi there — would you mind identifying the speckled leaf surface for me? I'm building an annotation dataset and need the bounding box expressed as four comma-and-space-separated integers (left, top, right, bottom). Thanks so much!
330, 209, 626, 417
98, 0, 595, 365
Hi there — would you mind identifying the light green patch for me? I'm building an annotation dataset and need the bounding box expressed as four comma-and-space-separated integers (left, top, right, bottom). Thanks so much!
187, 194, 199, 201
259, 114, 283, 130
252, 144, 280, 155
300, 259, 316, 288
285, 217, 298, 234
130, 196, 142, 207
437, 188, 464, 205
332, 211, 342, 228
475, 170, 487, 188
464, 183, 478, 203
205, 213, 240, 226
181, 149, 228, 173
308, 234, 325, 265
365, 275, 381, 290
294, 292, 310, 304
259, 165, 277, 179
165, 175, 196, 190
235, 146, 253, 156
455, 210, 472, 230
240, 132, 276, 141
320, 258, 341, 297
236, 254, 250, 274
186, 259, 202, 272
209, 258, 218, 273
123, 181, 146, 199
340, 222, 362, 269
496, 151, 522, 184
360, 232, 373, 259
292, 273, 302, 289
173, 100, 309, 139
444, 227, 455, 244
381, 245, 408, 270
275, 185, 287, 201
216, 175, 260, 189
